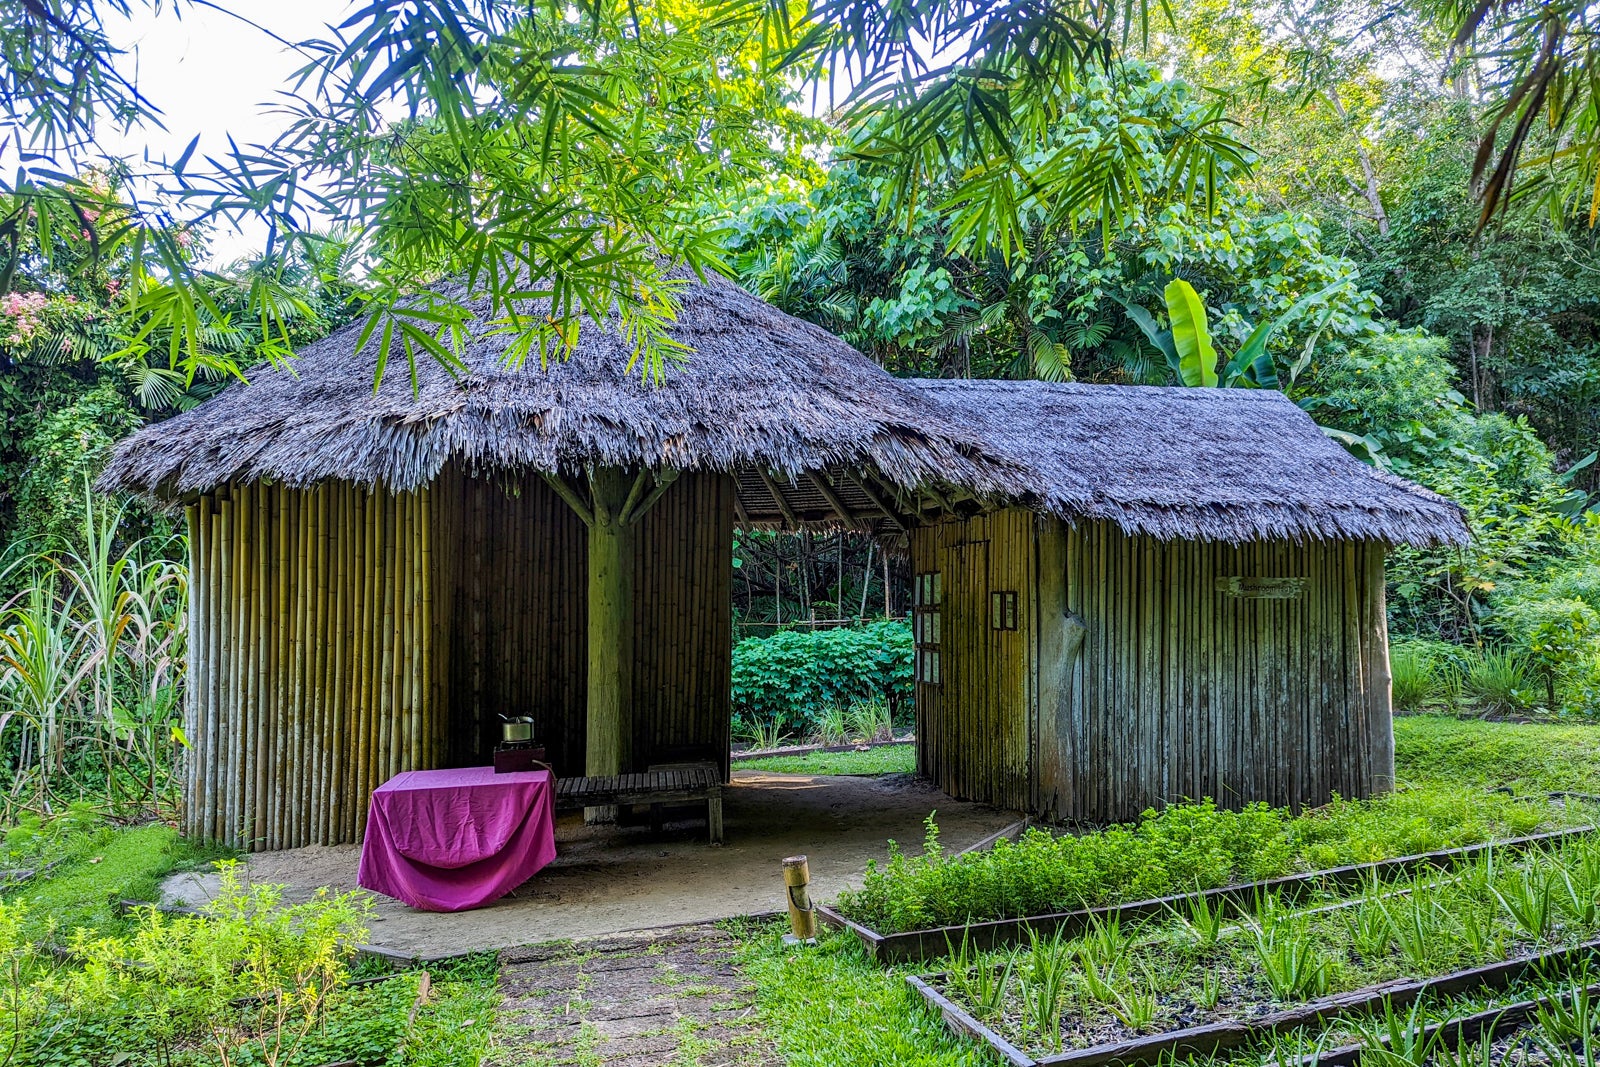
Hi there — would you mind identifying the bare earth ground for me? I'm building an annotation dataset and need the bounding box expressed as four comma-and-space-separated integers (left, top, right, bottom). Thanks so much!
161, 770, 1015, 958
489, 924, 775, 1067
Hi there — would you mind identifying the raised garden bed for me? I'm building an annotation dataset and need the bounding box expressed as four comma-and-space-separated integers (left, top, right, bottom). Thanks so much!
820, 825, 1595, 964
910, 938, 1600, 1067
905, 830, 1600, 1066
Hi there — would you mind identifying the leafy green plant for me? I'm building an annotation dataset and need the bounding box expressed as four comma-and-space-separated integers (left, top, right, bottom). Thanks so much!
1381, 889, 1451, 971
731, 621, 913, 738
1171, 890, 1228, 951
1107, 985, 1158, 1031
1494, 863, 1556, 940
1535, 974, 1599, 1047
1021, 928, 1072, 1052
1344, 884, 1395, 961
839, 787, 1555, 933
1123, 277, 1343, 389
1354, 996, 1446, 1067
846, 698, 893, 743
1249, 917, 1334, 1001
739, 717, 788, 751
943, 933, 1016, 1022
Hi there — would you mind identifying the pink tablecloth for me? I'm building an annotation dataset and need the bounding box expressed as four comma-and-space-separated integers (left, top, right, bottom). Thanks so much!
357, 766, 556, 912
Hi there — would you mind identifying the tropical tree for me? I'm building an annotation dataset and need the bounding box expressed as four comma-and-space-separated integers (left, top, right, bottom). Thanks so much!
0, 0, 1230, 383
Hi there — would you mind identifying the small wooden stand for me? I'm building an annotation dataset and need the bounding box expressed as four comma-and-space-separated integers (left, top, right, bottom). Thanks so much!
782, 854, 817, 944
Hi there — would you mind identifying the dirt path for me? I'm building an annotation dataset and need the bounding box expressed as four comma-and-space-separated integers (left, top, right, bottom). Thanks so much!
490, 924, 776, 1067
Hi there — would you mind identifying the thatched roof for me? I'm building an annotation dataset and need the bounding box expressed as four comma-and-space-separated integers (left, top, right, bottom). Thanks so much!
100, 270, 1467, 546
911, 380, 1470, 546
98, 270, 1020, 519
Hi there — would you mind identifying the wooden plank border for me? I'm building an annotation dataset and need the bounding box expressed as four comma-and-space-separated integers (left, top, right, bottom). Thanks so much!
906, 973, 1033, 1067
821, 825, 1596, 965
1303, 982, 1600, 1067
907, 936, 1600, 1067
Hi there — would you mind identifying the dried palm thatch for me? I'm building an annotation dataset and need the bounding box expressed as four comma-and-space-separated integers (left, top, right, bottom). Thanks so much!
98, 270, 1021, 511
100, 269, 1467, 547
911, 379, 1470, 546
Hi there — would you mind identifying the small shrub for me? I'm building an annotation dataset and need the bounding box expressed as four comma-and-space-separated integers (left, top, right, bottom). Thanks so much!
731, 621, 912, 738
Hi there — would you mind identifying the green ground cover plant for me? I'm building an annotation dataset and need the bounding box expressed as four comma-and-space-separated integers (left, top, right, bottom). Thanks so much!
836, 785, 1570, 933
0, 817, 499, 1067
732, 917, 993, 1066
1394, 714, 1600, 794
732, 743, 915, 776
929, 834, 1600, 1058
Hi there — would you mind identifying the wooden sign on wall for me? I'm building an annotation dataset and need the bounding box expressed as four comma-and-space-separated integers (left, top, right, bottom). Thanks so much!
1215, 577, 1307, 599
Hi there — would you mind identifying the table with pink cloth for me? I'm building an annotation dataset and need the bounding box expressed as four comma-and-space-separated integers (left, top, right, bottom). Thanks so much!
357, 766, 556, 912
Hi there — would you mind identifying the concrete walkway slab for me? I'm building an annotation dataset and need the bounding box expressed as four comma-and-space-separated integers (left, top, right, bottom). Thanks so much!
161, 771, 1015, 959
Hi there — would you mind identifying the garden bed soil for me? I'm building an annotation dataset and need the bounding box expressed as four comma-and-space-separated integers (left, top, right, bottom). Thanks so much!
821, 825, 1597, 964
911, 937, 1600, 1067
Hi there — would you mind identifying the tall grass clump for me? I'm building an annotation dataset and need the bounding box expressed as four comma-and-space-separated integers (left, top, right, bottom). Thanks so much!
0, 490, 186, 820
1462, 647, 1537, 716
1391, 642, 1445, 712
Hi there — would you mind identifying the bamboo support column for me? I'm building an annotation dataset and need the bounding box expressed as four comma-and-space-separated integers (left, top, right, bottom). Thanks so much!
586, 467, 636, 821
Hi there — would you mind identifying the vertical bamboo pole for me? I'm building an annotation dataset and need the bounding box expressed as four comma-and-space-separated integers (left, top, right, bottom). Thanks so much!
184, 503, 204, 840
325, 484, 347, 842
251, 485, 270, 848
204, 498, 223, 842
379, 492, 399, 786
271, 488, 289, 849
586, 468, 635, 821
307, 484, 329, 844
225, 495, 246, 851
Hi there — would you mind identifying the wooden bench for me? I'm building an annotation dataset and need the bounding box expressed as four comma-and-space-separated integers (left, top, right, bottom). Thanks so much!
554, 765, 723, 844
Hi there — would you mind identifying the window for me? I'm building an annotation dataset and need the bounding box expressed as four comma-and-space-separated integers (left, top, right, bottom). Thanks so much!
990, 590, 1018, 631
913, 571, 942, 684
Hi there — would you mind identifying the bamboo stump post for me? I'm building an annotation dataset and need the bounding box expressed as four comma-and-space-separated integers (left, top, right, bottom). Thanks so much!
782, 854, 817, 943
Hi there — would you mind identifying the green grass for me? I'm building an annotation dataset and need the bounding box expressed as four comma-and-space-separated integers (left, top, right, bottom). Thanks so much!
409, 953, 501, 1066
6, 821, 223, 940
733, 742, 915, 776
1395, 714, 1600, 794
731, 918, 996, 1066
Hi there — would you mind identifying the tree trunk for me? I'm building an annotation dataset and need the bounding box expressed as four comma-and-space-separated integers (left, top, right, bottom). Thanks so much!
586, 467, 635, 821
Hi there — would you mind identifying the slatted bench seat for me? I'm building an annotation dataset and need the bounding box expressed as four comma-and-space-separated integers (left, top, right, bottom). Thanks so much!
554, 765, 723, 844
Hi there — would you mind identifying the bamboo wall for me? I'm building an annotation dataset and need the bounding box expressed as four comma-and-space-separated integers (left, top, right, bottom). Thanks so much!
186, 470, 735, 850
435, 467, 734, 779
911, 510, 1036, 810
912, 513, 1393, 822
185, 482, 448, 850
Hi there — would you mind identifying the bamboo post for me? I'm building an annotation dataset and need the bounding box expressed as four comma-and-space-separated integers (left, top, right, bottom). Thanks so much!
586, 466, 635, 821
782, 855, 817, 943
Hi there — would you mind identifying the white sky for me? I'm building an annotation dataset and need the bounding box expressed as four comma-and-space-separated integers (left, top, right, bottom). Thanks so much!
100, 1, 361, 262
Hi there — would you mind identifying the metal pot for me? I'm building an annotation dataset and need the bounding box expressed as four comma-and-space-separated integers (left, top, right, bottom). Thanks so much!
499, 715, 535, 745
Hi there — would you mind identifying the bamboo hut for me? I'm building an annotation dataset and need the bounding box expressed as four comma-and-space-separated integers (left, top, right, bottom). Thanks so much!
99, 271, 1017, 849
101, 271, 1469, 849
904, 380, 1468, 822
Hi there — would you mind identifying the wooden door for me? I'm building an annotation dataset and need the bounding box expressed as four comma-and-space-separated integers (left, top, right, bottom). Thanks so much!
946, 540, 1001, 801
